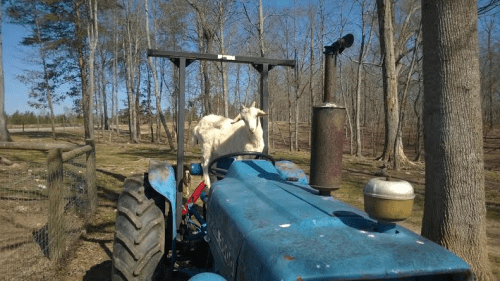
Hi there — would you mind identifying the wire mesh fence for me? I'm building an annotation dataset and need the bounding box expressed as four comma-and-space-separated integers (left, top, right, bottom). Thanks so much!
0, 143, 95, 280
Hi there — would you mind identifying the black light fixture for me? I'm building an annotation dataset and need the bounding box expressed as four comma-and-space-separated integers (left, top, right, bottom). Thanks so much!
324, 33, 354, 55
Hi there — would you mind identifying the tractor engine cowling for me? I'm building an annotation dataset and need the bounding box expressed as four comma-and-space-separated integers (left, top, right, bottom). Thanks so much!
205, 159, 472, 281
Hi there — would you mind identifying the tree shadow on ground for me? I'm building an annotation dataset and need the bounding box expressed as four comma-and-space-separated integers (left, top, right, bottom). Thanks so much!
83, 260, 112, 281
117, 149, 201, 165
96, 168, 127, 182
32, 224, 49, 258
11, 131, 80, 140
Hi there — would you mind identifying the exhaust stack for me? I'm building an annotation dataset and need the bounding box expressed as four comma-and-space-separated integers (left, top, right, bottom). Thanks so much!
309, 34, 353, 196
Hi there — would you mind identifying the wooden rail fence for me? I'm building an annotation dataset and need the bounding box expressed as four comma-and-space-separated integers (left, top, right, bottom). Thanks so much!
0, 139, 96, 262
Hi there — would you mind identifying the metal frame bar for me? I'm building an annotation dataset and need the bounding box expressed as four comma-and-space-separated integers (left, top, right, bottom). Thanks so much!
148, 49, 295, 68
148, 49, 295, 233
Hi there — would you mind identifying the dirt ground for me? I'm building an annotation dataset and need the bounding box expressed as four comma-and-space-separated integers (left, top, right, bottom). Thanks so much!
1, 122, 499, 280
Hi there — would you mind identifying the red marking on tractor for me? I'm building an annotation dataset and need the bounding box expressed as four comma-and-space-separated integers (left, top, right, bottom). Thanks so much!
182, 181, 206, 215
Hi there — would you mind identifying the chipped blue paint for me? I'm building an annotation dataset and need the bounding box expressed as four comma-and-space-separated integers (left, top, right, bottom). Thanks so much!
207, 160, 472, 281
147, 160, 177, 265
275, 160, 309, 185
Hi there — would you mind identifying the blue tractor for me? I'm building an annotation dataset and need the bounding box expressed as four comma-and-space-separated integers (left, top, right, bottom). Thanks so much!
111, 47, 473, 281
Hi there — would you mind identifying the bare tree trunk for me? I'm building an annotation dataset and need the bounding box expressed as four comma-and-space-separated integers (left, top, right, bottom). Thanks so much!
112, 20, 119, 136
0, 3, 11, 142
135, 64, 141, 141
484, 19, 495, 134
413, 79, 423, 161
287, 70, 293, 151
156, 114, 161, 143
377, 0, 399, 163
308, 5, 314, 148
124, 0, 137, 143
111, 57, 116, 135
355, 1, 374, 157
96, 65, 103, 137
295, 100, 299, 151
341, 86, 354, 155
75, 2, 92, 140
218, 1, 229, 118
124, 39, 137, 143
270, 106, 275, 152
147, 70, 154, 143
46, 87, 56, 140
40, 40, 56, 140
87, 0, 98, 141
145, 0, 175, 148
421, 1, 494, 279
189, 1, 214, 115
39, 40, 56, 140
394, 28, 419, 170
258, 0, 265, 58
100, 48, 108, 131
31, 5, 57, 140
318, 0, 325, 104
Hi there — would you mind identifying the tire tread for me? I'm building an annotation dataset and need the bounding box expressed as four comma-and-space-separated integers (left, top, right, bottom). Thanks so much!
112, 175, 165, 281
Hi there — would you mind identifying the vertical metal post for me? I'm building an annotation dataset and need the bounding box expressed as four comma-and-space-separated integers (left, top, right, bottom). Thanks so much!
323, 53, 337, 103
176, 57, 186, 232
259, 63, 269, 154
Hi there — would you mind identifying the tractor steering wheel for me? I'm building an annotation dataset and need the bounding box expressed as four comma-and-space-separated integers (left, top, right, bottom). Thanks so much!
208, 151, 275, 179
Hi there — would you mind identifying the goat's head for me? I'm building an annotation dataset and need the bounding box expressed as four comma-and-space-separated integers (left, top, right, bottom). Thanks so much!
231, 101, 267, 134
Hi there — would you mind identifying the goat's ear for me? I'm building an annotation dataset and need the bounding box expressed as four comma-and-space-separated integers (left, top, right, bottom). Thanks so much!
251, 101, 257, 108
240, 104, 246, 110
232, 114, 241, 124
257, 109, 267, 116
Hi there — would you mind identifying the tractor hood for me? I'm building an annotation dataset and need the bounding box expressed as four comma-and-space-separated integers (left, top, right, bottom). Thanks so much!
207, 160, 472, 281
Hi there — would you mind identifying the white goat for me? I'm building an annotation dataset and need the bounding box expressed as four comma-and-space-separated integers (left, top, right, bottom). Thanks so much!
192, 102, 266, 188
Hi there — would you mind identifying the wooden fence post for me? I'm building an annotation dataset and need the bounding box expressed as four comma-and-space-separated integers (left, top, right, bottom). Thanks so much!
48, 148, 65, 261
86, 139, 97, 216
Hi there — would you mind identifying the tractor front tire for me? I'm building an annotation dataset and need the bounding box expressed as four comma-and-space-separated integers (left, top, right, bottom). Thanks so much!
112, 175, 165, 281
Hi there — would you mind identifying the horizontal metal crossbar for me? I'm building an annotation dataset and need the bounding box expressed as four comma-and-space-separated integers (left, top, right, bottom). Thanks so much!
147, 49, 296, 68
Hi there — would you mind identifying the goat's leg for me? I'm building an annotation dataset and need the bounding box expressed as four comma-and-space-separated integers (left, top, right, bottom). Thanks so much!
201, 146, 212, 188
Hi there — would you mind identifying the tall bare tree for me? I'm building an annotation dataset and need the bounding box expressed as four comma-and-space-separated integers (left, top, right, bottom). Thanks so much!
216, 0, 232, 118
421, 0, 494, 279
355, 0, 375, 157
0, 2, 11, 142
307, 4, 315, 148
98, 46, 108, 131
376, 0, 420, 166
376, 0, 399, 163
87, 0, 98, 141
111, 13, 120, 136
482, 18, 497, 134
123, 0, 140, 143
187, 0, 216, 115
8, 0, 68, 140
145, 0, 175, 150
394, 26, 420, 170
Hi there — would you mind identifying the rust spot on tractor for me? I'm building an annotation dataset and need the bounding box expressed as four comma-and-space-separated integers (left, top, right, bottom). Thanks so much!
284, 255, 295, 261
297, 276, 303, 281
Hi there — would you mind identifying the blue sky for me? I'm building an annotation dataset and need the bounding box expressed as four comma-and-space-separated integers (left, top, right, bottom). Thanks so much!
1, 0, 296, 117
3, 22, 75, 115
